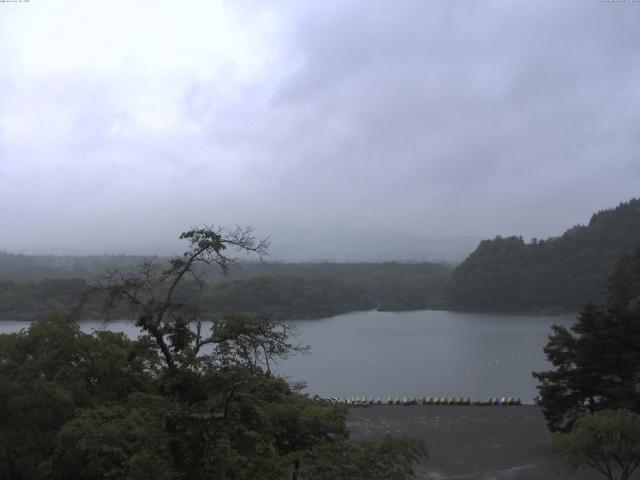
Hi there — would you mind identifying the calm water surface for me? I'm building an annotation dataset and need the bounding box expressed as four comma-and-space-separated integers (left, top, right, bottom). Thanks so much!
0, 310, 575, 402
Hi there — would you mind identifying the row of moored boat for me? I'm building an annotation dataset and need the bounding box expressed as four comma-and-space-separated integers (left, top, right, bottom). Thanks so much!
323, 396, 523, 406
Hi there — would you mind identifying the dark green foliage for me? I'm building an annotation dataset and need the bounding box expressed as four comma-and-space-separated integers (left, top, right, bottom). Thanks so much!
553, 409, 640, 480
174, 261, 453, 313
533, 248, 640, 432
0, 261, 453, 320
0, 315, 422, 479
449, 198, 640, 311
201, 276, 373, 319
0, 316, 160, 479
0, 279, 89, 320
47, 402, 175, 480
0, 227, 427, 479
607, 248, 640, 310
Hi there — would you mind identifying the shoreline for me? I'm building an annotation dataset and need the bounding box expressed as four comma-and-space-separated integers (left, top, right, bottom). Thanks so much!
0, 306, 579, 323
347, 406, 605, 480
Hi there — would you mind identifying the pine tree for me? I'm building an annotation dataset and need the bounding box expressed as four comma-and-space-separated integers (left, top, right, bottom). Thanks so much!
533, 247, 640, 432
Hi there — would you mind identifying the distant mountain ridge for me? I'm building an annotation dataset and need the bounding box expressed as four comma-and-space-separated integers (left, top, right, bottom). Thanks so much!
448, 198, 640, 311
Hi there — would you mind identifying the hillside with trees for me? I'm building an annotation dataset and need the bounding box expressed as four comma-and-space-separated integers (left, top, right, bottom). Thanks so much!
0, 256, 453, 321
0, 252, 142, 282
448, 198, 640, 311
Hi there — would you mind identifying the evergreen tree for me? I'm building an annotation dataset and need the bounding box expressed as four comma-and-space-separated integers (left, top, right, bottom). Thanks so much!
533, 247, 640, 431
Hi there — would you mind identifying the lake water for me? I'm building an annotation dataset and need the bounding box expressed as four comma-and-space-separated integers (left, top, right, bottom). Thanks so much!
0, 309, 575, 403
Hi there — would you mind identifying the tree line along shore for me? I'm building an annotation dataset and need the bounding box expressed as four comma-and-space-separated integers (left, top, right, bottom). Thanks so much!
2, 198, 639, 321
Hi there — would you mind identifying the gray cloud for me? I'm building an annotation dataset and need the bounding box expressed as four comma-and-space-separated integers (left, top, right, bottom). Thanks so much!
0, 0, 638, 259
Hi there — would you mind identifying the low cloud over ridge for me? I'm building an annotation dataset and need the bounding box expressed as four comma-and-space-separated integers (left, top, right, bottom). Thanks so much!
0, 0, 638, 259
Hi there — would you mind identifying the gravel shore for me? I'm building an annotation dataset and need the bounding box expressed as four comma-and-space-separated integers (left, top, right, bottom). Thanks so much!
347, 406, 613, 480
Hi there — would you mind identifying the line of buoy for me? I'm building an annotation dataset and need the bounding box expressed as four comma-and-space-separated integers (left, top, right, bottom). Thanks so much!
320, 396, 522, 407
460, 347, 538, 376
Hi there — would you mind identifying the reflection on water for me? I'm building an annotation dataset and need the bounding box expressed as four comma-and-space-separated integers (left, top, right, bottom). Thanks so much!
0, 310, 575, 402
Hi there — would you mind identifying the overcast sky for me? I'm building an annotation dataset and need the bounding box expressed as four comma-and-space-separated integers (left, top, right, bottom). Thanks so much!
0, 0, 638, 260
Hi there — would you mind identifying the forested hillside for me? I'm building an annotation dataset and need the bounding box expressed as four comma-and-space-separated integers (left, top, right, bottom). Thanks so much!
448, 198, 640, 311
0, 260, 453, 320
0, 252, 141, 282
